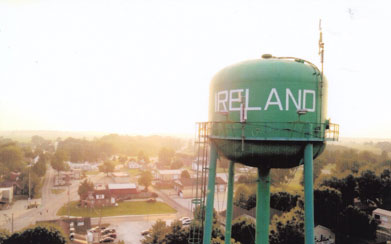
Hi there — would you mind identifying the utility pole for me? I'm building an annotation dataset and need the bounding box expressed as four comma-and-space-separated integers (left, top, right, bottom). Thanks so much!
67, 183, 70, 218
28, 162, 31, 205
11, 213, 13, 233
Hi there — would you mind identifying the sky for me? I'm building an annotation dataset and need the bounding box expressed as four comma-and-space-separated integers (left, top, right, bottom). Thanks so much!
0, 0, 390, 138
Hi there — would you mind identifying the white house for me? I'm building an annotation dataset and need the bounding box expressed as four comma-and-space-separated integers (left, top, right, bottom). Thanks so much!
128, 162, 141, 169
314, 225, 335, 244
155, 169, 182, 181
67, 162, 99, 171
0, 187, 13, 203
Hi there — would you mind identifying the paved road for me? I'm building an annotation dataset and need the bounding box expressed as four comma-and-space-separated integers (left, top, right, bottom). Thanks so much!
0, 166, 80, 232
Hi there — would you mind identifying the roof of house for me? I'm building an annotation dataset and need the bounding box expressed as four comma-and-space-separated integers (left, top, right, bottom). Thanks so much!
158, 169, 183, 175
0, 181, 21, 189
174, 176, 226, 187
315, 225, 333, 233
373, 208, 391, 216
215, 177, 226, 185
108, 183, 136, 190
94, 184, 106, 190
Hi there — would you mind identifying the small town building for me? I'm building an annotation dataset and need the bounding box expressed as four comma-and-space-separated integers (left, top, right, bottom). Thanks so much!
314, 225, 335, 244
81, 183, 138, 207
373, 208, 391, 231
128, 162, 142, 169
67, 161, 99, 171
173, 177, 226, 198
108, 183, 138, 197
0, 187, 13, 203
82, 184, 113, 207
0, 181, 22, 195
156, 169, 183, 181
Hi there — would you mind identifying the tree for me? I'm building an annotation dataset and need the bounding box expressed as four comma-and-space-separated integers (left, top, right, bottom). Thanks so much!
269, 207, 304, 244
138, 150, 150, 164
270, 192, 299, 212
162, 220, 188, 244
78, 179, 94, 200
170, 160, 183, 169
231, 216, 255, 244
141, 219, 168, 244
380, 169, 391, 210
314, 186, 343, 230
138, 170, 153, 192
233, 184, 251, 210
356, 170, 383, 206
0, 144, 24, 172
270, 168, 296, 186
0, 229, 10, 243
19, 169, 42, 198
4, 224, 67, 244
321, 174, 357, 207
180, 170, 190, 179
336, 206, 377, 242
32, 155, 47, 178
158, 147, 175, 164
99, 161, 115, 176
51, 150, 69, 176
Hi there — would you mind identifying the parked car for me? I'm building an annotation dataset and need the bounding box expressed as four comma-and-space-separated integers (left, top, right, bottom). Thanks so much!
90, 226, 106, 233
102, 233, 117, 239
100, 237, 115, 243
179, 217, 190, 222
179, 217, 192, 225
101, 228, 116, 235
141, 230, 150, 236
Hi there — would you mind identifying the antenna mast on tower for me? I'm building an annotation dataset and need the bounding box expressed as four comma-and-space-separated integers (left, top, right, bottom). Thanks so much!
319, 19, 325, 76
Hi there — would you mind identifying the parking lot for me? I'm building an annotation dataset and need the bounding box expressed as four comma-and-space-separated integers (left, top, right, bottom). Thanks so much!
107, 219, 174, 244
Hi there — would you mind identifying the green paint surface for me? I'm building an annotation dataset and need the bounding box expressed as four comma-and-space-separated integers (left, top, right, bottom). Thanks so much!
208, 58, 328, 168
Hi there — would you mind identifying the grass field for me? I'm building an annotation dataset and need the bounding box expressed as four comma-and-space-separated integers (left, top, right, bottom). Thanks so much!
126, 168, 141, 177
85, 171, 100, 175
57, 200, 177, 217
51, 188, 66, 194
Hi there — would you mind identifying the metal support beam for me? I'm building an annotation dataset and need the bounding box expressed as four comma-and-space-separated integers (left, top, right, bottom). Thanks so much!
224, 161, 235, 244
255, 167, 270, 244
202, 143, 218, 244
304, 143, 314, 244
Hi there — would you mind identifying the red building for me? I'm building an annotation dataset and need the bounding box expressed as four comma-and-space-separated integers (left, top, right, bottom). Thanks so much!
81, 183, 138, 207
108, 183, 138, 197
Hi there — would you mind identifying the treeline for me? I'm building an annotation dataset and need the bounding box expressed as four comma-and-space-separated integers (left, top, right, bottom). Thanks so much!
56, 134, 184, 163
231, 145, 390, 243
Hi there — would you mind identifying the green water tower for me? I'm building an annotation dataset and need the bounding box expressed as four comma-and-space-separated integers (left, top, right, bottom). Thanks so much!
201, 55, 339, 244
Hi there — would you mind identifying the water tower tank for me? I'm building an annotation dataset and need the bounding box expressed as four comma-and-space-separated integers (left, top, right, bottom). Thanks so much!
208, 56, 331, 169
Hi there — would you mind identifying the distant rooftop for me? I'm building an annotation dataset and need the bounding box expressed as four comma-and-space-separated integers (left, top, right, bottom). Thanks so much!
158, 169, 183, 175
108, 183, 136, 190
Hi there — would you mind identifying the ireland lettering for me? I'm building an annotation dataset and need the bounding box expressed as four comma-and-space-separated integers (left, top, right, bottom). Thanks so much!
215, 88, 316, 117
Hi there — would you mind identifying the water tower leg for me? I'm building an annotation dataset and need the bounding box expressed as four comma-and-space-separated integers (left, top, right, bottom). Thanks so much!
255, 167, 270, 244
224, 161, 235, 244
304, 143, 314, 244
203, 143, 218, 244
